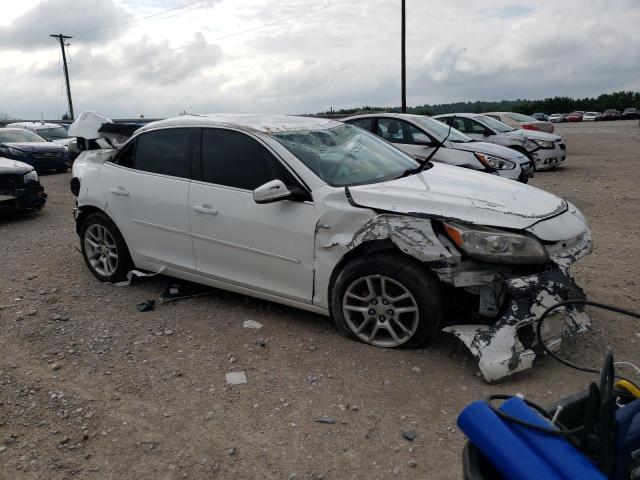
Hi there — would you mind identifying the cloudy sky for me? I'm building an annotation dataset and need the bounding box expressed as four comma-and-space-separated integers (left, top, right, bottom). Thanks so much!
1, 0, 639, 119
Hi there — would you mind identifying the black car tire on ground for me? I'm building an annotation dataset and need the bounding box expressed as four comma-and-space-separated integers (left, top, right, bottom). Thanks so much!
79, 212, 133, 283
331, 252, 442, 349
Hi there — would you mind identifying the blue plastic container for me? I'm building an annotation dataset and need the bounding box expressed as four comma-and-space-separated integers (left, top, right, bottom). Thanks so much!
457, 400, 561, 480
612, 399, 640, 480
500, 397, 606, 480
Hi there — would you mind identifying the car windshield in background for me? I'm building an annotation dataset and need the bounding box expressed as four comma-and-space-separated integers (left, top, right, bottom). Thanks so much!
37, 127, 69, 140
506, 113, 537, 122
409, 115, 473, 143
271, 124, 420, 187
0, 130, 46, 143
477, 115, 516, 133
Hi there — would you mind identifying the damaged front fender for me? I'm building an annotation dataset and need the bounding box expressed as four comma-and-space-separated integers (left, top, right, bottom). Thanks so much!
443, 269, 590, 382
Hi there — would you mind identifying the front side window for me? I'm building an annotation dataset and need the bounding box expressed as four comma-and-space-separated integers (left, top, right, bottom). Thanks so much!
201, 129, 296, 190
134, 128, 190, 178
271, 124, 420, 187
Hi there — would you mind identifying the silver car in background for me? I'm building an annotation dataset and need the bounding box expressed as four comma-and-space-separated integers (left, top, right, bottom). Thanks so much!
434, 113, 567, 171
342, 113, 534, 182
482, 112, 555, 134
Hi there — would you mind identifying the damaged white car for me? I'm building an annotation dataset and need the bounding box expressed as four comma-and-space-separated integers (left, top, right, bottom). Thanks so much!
70, 113, 592, 381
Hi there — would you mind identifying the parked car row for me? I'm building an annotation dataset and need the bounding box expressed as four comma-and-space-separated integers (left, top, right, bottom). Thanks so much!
63, 111, 593, 381
543, 108, 638, 122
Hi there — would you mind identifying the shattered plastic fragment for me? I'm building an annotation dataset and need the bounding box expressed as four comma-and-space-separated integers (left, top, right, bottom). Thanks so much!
243, 320, 263, 330
110, 267, 166, 287
225, 371, 247, 385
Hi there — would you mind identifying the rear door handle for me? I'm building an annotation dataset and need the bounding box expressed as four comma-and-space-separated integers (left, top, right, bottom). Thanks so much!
109, 187, 129, 196
192, 204, 218, 215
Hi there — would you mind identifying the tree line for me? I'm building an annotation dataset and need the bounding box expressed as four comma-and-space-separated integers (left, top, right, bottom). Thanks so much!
317, 91, 640, 117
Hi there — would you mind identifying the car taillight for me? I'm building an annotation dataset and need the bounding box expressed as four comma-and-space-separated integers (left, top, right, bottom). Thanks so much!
523, 124, 539, 131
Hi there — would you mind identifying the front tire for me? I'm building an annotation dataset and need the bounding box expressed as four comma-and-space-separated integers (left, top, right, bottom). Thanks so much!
331, 253, 442, 349
80, 212, 133, 283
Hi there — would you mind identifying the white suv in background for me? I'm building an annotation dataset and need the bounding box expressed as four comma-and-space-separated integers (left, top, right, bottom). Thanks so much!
342, 113, 534, 183
434, 113, 567, 171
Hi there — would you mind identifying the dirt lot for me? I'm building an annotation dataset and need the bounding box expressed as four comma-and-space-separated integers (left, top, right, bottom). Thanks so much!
1, 120, 639, 480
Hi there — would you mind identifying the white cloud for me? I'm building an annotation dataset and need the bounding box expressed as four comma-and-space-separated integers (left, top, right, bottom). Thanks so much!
0, 0, 639, 119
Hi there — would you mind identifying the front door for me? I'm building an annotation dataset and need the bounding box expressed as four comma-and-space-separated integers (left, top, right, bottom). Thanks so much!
189, 128, 315, 303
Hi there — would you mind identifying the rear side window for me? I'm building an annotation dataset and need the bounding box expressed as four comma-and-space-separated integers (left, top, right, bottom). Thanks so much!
114, 141, 135, 168
347, 118, 373, 131
134, 128, 190, 178
201, 129, 297, 190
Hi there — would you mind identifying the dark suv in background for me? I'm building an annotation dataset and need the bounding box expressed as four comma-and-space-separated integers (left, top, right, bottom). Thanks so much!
622, 108, 638, 120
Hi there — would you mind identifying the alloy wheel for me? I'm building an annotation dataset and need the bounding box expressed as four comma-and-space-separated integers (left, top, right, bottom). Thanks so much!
84, 224, 119, 277
342, 275, 419, 347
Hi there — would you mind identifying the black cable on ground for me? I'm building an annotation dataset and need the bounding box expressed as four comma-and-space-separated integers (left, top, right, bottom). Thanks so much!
484, 299, 640, 436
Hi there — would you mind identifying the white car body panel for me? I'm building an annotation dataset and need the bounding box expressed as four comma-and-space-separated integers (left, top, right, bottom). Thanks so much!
71, 112, 593, 381
189, 180, 316, 303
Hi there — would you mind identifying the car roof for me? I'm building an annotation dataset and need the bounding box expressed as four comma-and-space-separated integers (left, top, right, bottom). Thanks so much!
7, 122, 64, 129
342, 112, 429, 121
138, 114, 342, 135
432, 113, 483, 119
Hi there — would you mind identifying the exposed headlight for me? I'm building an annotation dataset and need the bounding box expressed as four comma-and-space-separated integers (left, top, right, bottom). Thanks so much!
534, 140, 554, 149
9, 147, 26, 157
23, 170, 38, 183
443, 222, 549, 265
474, 153, 516, 170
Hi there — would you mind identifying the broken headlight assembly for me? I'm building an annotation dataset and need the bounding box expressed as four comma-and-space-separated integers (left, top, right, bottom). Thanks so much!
474, 153, 516, 170
523, 140, 538, 152
23, 170, 38, 183
443, 222, 549, 265
533, 139, 555, 149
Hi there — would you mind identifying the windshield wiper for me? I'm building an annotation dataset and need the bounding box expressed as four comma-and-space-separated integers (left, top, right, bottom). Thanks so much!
399, 115, 456, 178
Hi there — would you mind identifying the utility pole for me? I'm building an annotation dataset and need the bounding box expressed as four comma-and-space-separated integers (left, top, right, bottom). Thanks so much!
50, 34, 74, 120
401, 0, 407, 113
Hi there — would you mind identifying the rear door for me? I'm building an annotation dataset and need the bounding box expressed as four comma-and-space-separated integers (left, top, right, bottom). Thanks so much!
188, 128, 315, 302
100, 127, 195, 270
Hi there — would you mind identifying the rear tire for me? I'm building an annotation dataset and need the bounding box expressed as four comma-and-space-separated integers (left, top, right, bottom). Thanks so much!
331, 252, 442, 349
79, 212, 133, 283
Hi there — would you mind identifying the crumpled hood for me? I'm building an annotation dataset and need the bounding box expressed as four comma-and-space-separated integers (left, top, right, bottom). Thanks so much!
449, 140, 527, 163
348, 163, 566, 230
0, 157, 33, 175
504, 129, 561, 142
2, 142, 66, 153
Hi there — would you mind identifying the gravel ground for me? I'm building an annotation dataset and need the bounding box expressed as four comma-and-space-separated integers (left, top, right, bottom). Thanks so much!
1, 120, 639, 480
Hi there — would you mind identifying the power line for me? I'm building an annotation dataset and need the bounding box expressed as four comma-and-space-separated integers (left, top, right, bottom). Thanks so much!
79, 0, 351, 67
74, 0, 206, 37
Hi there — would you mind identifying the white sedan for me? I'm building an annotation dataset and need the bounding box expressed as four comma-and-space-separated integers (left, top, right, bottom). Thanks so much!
70, 113, 592, 381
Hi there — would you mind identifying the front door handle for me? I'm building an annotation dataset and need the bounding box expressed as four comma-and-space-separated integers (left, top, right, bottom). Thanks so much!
109, 186, 129, 196
192, 204, 218, 215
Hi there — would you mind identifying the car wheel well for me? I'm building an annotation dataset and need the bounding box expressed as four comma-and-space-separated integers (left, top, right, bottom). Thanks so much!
75, 205, 106, 234
327, 240, 429, 316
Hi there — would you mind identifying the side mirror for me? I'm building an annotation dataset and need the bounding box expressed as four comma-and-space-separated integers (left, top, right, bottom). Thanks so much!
253, 179, 293, 204
483, 129, 493, 136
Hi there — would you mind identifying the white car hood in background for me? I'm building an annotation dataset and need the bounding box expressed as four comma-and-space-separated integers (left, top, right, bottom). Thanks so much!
348, 163, 566, 230
448, 140, 526, 162
68, 111, 113, 139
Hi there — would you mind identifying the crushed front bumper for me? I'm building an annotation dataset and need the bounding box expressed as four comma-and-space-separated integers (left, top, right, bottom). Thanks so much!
443, 269, 589, 382
0, 181, 47, 211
